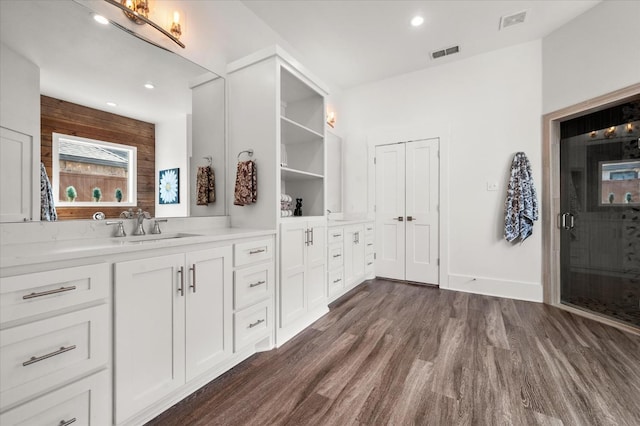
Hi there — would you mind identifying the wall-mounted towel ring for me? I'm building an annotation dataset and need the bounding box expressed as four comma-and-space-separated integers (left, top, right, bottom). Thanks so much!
203, 156, 212, 166
237, 149, 254, 161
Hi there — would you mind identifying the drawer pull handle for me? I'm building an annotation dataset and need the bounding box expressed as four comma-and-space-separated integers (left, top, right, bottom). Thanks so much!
367, 227, 373, 231
367, 243, 374, 246
59, 418, 77, 426
189, 264, 197, 293
23, 345, 77, 366
367, 262, 373, 266
249, 249, 266, 255
248, 318, 265, 328
23, 285, 77, 300
333, 278, 342, 283
249, 280, 266, 288
332, 233, 341, 237
332, 254, 342, 258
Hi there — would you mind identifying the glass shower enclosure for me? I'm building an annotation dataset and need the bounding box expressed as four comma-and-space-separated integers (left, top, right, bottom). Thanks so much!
560, 101, 640, 328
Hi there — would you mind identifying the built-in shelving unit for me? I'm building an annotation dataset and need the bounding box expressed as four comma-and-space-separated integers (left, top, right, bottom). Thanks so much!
280, 67, 325, 218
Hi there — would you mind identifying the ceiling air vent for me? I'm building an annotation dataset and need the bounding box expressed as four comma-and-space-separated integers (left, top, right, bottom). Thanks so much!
500, 10, 527, 30
431, 45, 460, 60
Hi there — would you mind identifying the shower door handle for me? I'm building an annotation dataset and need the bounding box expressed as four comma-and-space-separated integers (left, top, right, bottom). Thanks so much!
561, 213, 575, 230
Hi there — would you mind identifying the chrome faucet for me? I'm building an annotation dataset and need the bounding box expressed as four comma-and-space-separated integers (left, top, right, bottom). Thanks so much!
151, 219, 168, 234
106, 221, 126, 237
133, 209, 150, 235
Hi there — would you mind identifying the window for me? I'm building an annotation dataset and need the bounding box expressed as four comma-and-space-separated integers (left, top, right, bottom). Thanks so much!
52, 133, 137, 206
599, 159, 640, 205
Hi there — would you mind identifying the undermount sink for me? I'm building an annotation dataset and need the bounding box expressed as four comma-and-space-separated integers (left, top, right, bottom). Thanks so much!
121, 233, 201, 244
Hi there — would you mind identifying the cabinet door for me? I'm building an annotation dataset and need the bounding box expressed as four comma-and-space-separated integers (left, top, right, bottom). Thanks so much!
352, 226, 366, 284
343, 227, 356, 286
0, 127, 33, 223
114, 254, 185, 424
307, 222, 326, 310
185, 247, 232, 382
280, 222, 307, 327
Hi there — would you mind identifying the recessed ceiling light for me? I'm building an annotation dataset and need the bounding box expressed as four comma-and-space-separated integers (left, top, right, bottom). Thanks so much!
106, 102, 117, 107
144, 82, 155, 89
93, 14, 109, 25
411, 16, 424, 27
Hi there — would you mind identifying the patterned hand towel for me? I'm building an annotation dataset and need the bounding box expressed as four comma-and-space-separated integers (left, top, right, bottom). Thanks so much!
196, 166, 215, 205
504, 152, 538, 242
234, 160, 257, 206
40, 162, 57, 221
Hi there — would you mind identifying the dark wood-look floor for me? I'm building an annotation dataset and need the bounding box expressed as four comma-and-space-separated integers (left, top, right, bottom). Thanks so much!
147, 279, 640, 426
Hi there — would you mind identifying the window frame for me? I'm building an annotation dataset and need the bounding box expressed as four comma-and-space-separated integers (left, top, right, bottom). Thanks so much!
52, 132, 137, 207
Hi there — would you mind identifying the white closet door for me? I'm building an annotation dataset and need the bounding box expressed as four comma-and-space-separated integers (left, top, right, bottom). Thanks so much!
405, 139, 439, 284
375, 144, 405, 280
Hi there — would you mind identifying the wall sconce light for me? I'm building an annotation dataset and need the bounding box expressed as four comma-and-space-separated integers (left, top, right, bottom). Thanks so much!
604, 126, 617, 138
103, 0, 185, 48
327, 111, 336, 128
589, 131, 597, 138
170, 11, 182, 40
627, 123, 634, 133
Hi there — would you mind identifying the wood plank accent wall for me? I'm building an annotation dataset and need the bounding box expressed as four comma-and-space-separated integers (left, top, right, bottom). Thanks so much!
41, 95, 155, 220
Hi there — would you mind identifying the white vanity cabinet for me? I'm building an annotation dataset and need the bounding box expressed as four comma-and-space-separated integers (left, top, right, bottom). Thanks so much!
233, 238, 275, 352
113, 246, 232, 424
327, 221, 375, 302
0, 263, 110, 425
344, 224, 365, 288
280, 220, 327, 331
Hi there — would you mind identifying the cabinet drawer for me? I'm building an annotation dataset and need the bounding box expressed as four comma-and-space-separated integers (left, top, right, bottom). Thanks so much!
328, 269, 344, 298
0, 305, 109, 409
234, 300, 271, 352
328, 228, 344, 244
234, 238, 273, 267
234, 263, 273, 310
365, 240, 375, 255
0, 369, 110, 425
328, 245, 344, 271
365, 254, 375, 271
0, 263, 109, 324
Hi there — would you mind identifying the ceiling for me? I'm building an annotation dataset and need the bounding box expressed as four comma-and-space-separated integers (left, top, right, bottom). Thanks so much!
0, 0, 217, 124
241, 0, 601, 89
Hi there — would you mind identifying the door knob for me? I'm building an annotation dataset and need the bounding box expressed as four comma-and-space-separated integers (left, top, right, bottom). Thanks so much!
407, 216, 415, 221
393, 216, 404, 221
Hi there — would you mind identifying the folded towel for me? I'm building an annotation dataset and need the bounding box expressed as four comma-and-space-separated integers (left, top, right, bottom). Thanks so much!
234, 160, 257, 206
196, 166, 215, 205
40, 162, 57, 221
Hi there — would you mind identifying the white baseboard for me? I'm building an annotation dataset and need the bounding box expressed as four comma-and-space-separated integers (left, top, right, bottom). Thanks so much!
447, 273, 543, 302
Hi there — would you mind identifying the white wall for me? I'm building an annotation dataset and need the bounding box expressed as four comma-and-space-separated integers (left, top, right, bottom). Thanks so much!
542, 0, 640, 113
343, 40, 543, 301
155, 117, 189, 218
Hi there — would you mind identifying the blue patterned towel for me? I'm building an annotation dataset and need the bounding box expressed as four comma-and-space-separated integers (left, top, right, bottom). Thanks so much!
504, 152, 538, 242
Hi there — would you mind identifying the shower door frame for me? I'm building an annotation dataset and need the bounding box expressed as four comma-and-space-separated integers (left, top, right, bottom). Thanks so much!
542, 82, 640, 335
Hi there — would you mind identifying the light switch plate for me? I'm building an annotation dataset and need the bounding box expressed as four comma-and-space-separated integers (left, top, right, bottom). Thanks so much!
487, 181, 498, 191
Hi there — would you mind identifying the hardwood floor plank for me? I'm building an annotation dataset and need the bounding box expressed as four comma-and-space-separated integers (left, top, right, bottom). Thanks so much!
147, 280, 640, 426
386, 359, 434, 425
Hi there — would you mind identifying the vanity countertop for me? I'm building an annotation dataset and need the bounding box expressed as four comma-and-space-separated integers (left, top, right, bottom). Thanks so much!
0, 227, 276, 269
327, 218, 374, 227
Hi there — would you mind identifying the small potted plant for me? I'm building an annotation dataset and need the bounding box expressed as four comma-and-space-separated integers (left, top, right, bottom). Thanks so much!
66, 185, 77, 202
92, 187, 102, 202
115, 187, 123, 203
608, 192, 615, 204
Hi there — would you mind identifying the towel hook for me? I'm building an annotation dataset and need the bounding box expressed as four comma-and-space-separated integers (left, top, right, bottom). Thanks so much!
203, 156, 212, 166
237, 149, 254, 161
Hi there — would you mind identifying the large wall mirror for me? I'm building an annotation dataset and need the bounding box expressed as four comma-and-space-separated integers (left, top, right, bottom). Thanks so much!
0, 0, 226, 221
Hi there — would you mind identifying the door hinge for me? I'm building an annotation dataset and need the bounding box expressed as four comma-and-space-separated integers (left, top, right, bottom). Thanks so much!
374, 253, 376, 259
374, 157, 376, 164
437, 258, 440, 266
437, 150, 440, 158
